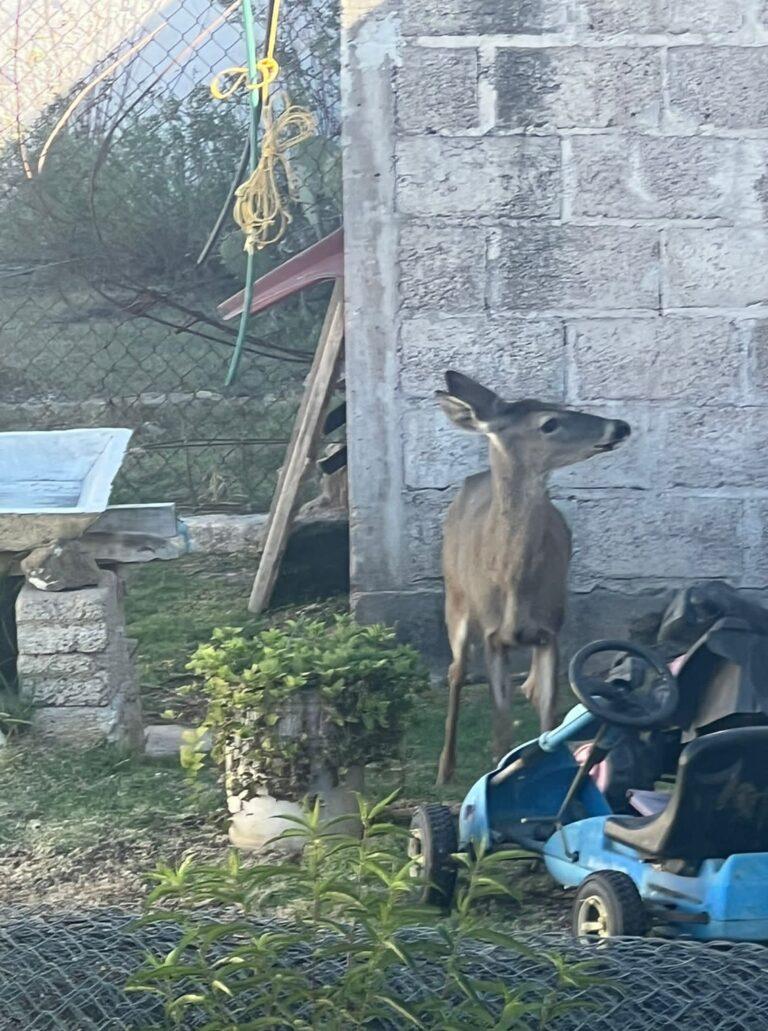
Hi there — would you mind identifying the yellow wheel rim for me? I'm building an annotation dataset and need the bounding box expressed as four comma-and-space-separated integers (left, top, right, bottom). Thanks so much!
576, 894, 611, 937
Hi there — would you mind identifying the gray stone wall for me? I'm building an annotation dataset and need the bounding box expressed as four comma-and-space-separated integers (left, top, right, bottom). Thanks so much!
342, 0, 768, 661
16, 572, 143, 747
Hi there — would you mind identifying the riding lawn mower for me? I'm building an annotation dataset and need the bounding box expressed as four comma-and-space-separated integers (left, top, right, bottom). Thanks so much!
409, 582, 768, 941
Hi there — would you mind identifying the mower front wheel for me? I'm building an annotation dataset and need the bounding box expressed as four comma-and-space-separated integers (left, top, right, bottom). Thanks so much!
572, 871, 648, 939
408, 803, 458, 907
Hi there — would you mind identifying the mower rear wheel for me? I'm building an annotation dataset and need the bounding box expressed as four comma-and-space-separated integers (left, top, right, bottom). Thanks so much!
572, 871, 648, 939
408, 804, 458, 907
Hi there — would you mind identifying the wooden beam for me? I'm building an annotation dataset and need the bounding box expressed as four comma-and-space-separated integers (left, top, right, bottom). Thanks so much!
248, 280, 345, 614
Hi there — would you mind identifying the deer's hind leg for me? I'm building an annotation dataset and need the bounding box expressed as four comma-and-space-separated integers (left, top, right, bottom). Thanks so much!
436, 595, 470, 785
485, 635, 516, 762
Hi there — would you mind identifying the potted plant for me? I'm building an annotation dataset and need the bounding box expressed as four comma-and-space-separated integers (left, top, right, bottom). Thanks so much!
183, 613, 426, 850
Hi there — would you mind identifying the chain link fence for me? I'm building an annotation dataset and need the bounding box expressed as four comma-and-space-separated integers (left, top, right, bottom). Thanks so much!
0, 0, 340, 513
0, 908, 767, 1029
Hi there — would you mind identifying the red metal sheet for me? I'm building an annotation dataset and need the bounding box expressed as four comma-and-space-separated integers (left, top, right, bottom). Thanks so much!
217, 227, 344, 321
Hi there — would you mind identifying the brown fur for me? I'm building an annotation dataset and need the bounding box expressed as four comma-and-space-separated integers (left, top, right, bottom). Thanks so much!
435, 372, 630, 784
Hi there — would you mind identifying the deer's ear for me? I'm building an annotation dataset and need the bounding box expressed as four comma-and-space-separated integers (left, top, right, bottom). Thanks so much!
437, 370, 500, 430
436, 390, 486, 432
444, 371, 500, 415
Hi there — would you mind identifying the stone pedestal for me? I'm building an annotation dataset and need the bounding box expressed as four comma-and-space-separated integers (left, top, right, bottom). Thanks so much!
15, 570, 142, 748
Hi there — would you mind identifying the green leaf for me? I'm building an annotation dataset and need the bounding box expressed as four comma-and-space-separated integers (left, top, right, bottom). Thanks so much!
373, 994, 425, 1028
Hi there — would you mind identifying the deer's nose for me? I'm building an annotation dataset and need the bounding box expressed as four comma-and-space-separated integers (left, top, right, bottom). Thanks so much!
612, 420, 631, 441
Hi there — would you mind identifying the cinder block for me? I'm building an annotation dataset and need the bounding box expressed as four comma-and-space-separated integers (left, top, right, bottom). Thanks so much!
403, 404, 485, 489
15, 570, 121, 624
661, 407, 768, 489
572, 494, 742, 582
746, 320, 768, 397
404, 490, 452, 584
489, 226, 660, 310
401, 0, 568, 34
569, 318, 742, 404
16, 621, 109, 655
17, 652, 112, 706
352, 589, 450, 667
574, 0, 746, 34
32, 704, 124, 746
668, 48, 768, 130
396, 46, 478, 134
743, 500, 768, 586
665, 228, 768, 308
15, 570, 141, 745
185, 513, 268, 555
396, 136, 561, 218
562, 586, 674, 660
495, 48, 660, 130
570, 135, 768, 221
17, 640, 135, 707
400, 316, 565, 400
400, 223, 486, 312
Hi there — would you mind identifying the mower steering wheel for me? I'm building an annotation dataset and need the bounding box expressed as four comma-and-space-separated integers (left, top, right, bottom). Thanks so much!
568, 639, 679, 729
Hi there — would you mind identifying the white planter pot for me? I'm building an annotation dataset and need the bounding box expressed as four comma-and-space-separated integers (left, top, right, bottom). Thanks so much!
228, 765, 365, 853
223, 689, 365, 853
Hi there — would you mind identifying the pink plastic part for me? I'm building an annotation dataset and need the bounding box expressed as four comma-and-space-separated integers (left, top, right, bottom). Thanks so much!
572, 743, 609, 793
217, 227, 344, 321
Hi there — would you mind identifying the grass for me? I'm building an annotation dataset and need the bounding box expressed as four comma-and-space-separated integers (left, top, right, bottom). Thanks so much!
0, 744, 219, 853
369, 684, 539, 805
124, 555, 254, 722
123, 556, 348, 721
0, 560, 543, 912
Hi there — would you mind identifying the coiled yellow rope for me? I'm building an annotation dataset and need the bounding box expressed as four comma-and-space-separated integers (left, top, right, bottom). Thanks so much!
233, 103, 315, 253
209, 57, 280, 101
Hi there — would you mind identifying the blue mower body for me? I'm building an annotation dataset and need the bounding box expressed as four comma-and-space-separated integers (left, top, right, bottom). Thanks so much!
458, 704, 768, 941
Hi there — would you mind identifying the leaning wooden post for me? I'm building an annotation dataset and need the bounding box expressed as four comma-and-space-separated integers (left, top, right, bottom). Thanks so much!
248, 279, 345, 613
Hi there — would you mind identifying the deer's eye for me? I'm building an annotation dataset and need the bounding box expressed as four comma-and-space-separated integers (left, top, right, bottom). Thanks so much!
541, 418, 559, 434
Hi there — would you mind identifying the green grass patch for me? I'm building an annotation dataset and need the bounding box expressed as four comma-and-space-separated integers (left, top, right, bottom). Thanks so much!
124, 556, 253, 722
369, 684, 540, 804
0, 743, 219, 852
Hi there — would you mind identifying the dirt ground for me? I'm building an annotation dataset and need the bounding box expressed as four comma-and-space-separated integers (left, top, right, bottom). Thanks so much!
0, 819, 225, 911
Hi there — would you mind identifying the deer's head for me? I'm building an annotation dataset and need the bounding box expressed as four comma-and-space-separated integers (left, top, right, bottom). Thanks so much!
436, 371, 630, 473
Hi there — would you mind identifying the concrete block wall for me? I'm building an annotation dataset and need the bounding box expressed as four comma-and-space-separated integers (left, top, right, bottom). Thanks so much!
16, 571, 143, 747
342, 0, 768, 662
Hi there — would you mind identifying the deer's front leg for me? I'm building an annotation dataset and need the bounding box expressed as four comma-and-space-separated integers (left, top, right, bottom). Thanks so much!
436, 603, 469, 785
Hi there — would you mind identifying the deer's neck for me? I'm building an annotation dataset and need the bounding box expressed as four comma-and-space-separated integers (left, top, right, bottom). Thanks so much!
488, 437, 548, 523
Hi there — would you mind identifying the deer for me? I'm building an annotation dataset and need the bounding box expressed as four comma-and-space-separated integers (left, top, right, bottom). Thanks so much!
435, 371, 631, 785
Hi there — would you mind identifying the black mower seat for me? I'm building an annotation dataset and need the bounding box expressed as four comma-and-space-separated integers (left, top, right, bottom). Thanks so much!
605, 728, 768, 862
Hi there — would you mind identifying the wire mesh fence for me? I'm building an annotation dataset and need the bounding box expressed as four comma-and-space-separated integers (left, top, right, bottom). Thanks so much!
0, 908, 767, 1030
0, 0, 340, 513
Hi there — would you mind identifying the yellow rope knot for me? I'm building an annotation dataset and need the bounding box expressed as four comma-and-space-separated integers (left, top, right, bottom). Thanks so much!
233, 104, 315, 253
209, 57, 280, 101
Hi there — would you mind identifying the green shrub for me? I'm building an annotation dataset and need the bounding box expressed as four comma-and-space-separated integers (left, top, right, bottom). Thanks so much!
183, 615, 427, 799
130, 796, 602, 1028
